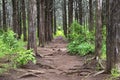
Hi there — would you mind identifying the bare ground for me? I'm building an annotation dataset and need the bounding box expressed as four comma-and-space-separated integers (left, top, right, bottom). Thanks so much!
0, 37, 112, 80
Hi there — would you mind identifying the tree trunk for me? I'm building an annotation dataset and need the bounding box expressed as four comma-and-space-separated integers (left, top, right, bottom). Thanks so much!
37, 0, 40, 39
48, 0, 53, 41
68, 0, 73, 29
2, 0, 7, 31
89, 0, 94, 31
39, 0, 45, 47
74, 0, 79, 21
18, 1, 22, 39
78, 0, 82, 25
27, 0, 37, 55
106, 0, 120, 73
0, 10, 2, 29
95, 0, 102, 59
12, 0, 18, 34
53, 0, 57, 35
22, 0, 27, 41
62, 0, 67, 37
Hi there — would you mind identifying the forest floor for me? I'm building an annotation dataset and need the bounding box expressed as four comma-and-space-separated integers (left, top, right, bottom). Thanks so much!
0, 37, 115, 80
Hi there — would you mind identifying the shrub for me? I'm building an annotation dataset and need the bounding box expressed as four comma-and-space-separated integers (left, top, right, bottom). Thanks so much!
53, 26, 65, 38
67, 21, 95, 56
67, 39, 94, 56
0, 30, 36, 71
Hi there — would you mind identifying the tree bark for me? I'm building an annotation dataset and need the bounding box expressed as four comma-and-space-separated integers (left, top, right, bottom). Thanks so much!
2, 0, 7, 31
62, 0, 67, 37
53, 0, 57, 35
12, 0, 18, 34
89, 0, 94, 31
95, 0, 102, 59
0, 10, 2, 29
78, 0, 82, 25
106, 0, 120, 73
21, 0, 27, 41
18, 1, 22, 39
27, 0, 37, 55
68, 0, 73, 29
39, 0, 45, 47
37, 0, 40, 40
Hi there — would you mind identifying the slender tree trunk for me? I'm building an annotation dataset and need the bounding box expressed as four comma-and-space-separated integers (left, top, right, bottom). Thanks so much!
2, 0, 7, 31
74, 0, 79, 21
95, 0, 102, 59
27, 0, 38, 55
48, 0, 53, 41
45, 0, 49, 42
0, 10, 2, 29
62, 0, 67, 37
37, 0, 40, 39
78, 0, 82, 25
53, 0, 57, 35
39, 0, 45, 47
68, 0, 73, 29
12, 0, 18, 34
89, 0, 94, 31
22, 0, 27, 41
18, 1, 22, 39
45, 0, 53, 42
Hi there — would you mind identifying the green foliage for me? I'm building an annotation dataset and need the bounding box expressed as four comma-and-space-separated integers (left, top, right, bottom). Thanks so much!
101, 43, 106, 59
101, 26, 107, 59
111, 68, 120, 78
67, 21, 95, 56
14, 49, 36, 67
0, 30, 36, 70
53, 26, 65, 38
68, 21, 84, 41
68, 41, 94, 56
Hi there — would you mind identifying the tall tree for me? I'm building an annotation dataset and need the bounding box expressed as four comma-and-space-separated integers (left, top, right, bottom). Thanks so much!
2, 0, 7, 31
48, 0, 54, 41
12, 0, 18, 34
44, 0, 53, 42
37, 0, 40, 40
89, 0, 94, 31
18, 1, 22, 39
95, 0, 102, 59
27, 0, 38, 55
62, 0, 67, 37
68, 0, 73, 29
74, 0, 79, 21
78, 0, 82, 25
106, 0, 120, 73
0, 10, 2, 28
39, 0, 45, 47
21, 0, 27, 41
53, 0, 57, 35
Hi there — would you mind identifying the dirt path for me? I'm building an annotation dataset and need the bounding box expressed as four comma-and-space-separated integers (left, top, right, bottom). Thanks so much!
0, 37, 110, 80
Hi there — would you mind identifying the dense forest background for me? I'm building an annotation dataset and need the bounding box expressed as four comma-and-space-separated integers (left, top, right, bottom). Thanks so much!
0, 0, 120, 79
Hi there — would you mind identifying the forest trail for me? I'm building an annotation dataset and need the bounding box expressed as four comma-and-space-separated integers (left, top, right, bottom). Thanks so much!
0, 37, 109, 80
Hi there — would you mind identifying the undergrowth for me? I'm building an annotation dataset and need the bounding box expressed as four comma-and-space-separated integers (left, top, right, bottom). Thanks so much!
53, 26, 65, 38
0, 30, 36, 73
67, 21, 106, 57
67, 21, 95, 56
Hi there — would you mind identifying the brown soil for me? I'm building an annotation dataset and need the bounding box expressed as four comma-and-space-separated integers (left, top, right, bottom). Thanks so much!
0, 37, 111, 80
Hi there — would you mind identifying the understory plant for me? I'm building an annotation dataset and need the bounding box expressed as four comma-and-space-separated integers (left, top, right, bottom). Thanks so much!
53, 26, 65, 38
67, 21, 95, 56
0, 30, 36, 73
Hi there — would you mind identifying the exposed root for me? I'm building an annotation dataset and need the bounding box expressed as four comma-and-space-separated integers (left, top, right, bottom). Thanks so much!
27, 69, 45, 74
93, 70, 105, 76
36, 62, 55, 69
18, 72, 40, 79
